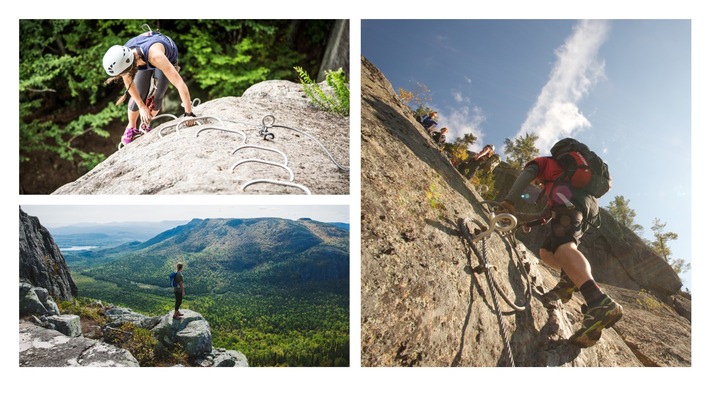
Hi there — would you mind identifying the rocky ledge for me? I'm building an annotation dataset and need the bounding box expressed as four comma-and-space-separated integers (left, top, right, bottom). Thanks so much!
20, 303, 249, 367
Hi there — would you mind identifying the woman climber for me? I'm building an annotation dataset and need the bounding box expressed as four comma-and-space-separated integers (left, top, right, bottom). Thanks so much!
102, 28, 196, 145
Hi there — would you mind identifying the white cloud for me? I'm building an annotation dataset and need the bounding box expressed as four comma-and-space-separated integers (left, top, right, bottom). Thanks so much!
439, 105, 487, 151
518, 20, 610, 152
464, 76, 472, 84
452, 90, 466, 103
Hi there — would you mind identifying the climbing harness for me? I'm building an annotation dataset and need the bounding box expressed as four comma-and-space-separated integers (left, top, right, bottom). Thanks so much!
458, 200, 535, 367
119, 108, 346, 194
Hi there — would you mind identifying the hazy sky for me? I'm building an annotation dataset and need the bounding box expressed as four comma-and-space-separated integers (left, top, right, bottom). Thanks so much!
20, 204, 350, 228
363, 19, 692, 289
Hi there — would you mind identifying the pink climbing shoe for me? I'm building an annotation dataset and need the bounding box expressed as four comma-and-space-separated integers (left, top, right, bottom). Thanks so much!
121, 127, 140, 145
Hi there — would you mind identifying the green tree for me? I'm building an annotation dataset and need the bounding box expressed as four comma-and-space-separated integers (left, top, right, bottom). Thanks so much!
20, 20, 130, 169
503, 132, 539, 170
606, 195, 644, 234
649, 218, 677, 262
670, 259, 691, 275
648, 218, 690, 275
442, 133, 477, 167
476, 169, 499, 201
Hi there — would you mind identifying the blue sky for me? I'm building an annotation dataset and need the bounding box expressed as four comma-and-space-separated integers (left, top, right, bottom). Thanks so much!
362, 19, 691, 289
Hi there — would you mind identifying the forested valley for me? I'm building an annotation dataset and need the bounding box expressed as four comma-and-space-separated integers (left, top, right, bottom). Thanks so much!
63, 218, 350, 367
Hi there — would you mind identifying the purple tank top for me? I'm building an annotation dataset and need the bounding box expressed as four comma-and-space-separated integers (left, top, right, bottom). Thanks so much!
125, 32, 178, 70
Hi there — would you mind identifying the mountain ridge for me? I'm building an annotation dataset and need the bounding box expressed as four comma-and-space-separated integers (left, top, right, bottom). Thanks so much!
69, 217, 349, 292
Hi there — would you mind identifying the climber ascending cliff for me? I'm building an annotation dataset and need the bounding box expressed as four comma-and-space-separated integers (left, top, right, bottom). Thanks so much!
499, 138, 620, 348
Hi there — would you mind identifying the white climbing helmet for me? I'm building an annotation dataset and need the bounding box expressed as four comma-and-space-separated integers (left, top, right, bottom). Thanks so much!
103, 45, 134, 76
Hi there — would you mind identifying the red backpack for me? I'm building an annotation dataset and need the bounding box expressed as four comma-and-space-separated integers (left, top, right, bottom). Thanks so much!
550, 138, 612, 198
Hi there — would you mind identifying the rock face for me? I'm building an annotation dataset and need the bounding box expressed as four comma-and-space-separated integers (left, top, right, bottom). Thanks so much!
19, 320, 139, 367
360, 56, 691, 367
19, 208, 77, 301
318, 19, 350, 81
52, 81, 349, 195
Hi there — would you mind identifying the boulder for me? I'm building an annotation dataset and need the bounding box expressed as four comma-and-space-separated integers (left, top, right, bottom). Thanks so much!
104, 305, 162, 330
32, 286, 60, 315
46, 314, 81, 337
20, 282, 59, 317
151, 310, 213, 358
19, 320, 139, 367
195, 348, 249, 367
52, 83, 349, 195
20, 283, 48, 316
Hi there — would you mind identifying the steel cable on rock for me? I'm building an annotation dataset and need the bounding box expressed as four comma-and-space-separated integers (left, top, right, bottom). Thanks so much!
457, 200, 541, 366
478, 201, 533, 312
460, 217, 516, 367
222, 115, 350, 172
481, 235, 516, 367
128, 111, 346, 193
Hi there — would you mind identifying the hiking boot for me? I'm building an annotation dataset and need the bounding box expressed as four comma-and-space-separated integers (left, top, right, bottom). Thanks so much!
541, 274, 577, 308
121, 127, 140, 145
549, 274, 578, 303
569, 295, 623, 348
173, 314, 183, 320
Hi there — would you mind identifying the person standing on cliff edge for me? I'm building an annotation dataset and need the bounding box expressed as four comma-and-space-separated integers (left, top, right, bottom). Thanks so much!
170, 263, 185, 320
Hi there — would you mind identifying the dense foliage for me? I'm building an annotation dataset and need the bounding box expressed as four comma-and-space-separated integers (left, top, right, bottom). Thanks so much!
20, 19, 336, 190
72, 270, 349, 367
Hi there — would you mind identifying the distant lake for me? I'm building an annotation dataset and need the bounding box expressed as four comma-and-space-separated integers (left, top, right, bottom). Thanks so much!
60, 246, 98, 252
